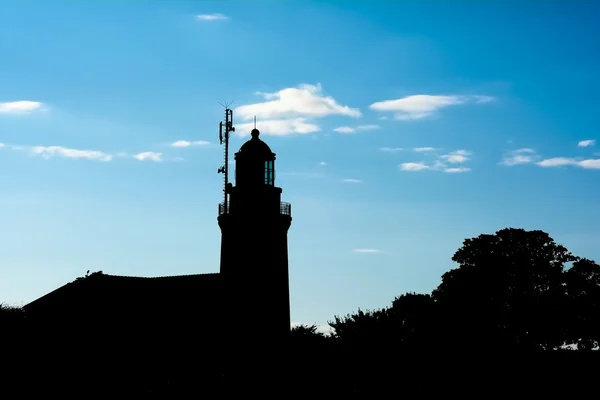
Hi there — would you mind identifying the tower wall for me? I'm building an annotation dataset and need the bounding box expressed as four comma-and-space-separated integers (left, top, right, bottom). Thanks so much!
218, 210, 291, 339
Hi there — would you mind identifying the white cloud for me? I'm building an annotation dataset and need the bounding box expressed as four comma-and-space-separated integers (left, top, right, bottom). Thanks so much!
333, 126, 355, 133
173, 157, 185, 162
133, 152, 162, 162
473, 95, 496, 103
379, 147, 404, 152
29, 145, 112, 161
536, 157, 576, 167
334, 124, 380, 134
369, 94, 494, 120
0, 101, 44, 114
196, 13, 229, 21
400, 149, 473, 173
0, 143, 5, 148
578, 139, 596, 147
342, 178, 362, 183
501, 148, 538, 166
353, 248, 382, 253
441, 149, 471, 163
578, 159, 600, 169
502, 147, 600, 170
319, 161, 327, 166
171, 140, 210, 148
233, 84, 360, 137
357, 124, 380, 131
444, 167, 471, 173
536, 157, 600, 169
235, 83, 361, 121
236, 118, 320, 137
399, 162, 429, 171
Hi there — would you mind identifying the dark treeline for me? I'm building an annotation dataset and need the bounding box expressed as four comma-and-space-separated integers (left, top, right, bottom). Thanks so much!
2, 227, 599, 395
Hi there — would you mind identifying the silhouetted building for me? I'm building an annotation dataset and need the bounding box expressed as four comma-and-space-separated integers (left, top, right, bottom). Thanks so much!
24, 127, 293, 365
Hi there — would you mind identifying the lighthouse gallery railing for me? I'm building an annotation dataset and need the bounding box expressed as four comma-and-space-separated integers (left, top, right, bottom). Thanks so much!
218, 201, 291, 217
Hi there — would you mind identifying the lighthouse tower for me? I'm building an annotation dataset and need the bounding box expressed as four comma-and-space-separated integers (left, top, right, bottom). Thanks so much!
217, 111, 292, 342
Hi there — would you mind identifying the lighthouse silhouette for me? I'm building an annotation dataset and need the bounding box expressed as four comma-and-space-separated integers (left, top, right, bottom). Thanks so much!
217, 119, 293, 343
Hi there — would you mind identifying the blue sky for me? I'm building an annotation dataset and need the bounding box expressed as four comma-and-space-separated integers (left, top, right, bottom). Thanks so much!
1, 0, 599, 329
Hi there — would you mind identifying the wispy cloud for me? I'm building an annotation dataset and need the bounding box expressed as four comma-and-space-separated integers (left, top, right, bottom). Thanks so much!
170, 140, 210, 148
379, 147, 404, 152
444, 167, 471, 173
319, 161, 327, 166
342, 178, 362, 183
353, 248, 382, 253
369, 94, 494, 121
29, 146, 112, 161
500, 148, 538, 166
413, 147, 436, 152
196, 13, 229, 21
236, 118, 320, 137
502, 148, 600, 170
399, 149, 473, 173
440, 149, 471, 163
578, 139, 596, 148
333, 124, 380, 134
536, 157, 600, 169
133, 152, 162, 162
399, 162, 429, 171
0, 101, 44, 114
234, 83, 360, 137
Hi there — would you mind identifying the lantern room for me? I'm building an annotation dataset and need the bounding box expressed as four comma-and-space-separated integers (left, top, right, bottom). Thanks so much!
234, 128, 276, 188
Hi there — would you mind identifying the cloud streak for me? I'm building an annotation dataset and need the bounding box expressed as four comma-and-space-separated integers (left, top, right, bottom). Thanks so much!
236, 118, 319, 137
333, 124, 380, 134
170, 140, 210, 148
353, 248, 383, 253
501, 148, 600, 170
29, 145, 112, 161
578, 139, 596, 148
399, 149, 472, 173
133, 152, 162, 162
0, 101, 44, 114
369, 94, 494, 120
500, 148, 538, 166
196, 13, 229, 21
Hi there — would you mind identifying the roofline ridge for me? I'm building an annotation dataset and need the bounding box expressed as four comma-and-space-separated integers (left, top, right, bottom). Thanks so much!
103, 272, 220, 279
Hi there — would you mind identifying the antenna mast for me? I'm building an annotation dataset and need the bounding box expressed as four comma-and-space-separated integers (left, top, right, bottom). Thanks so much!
217, 101, 235, 214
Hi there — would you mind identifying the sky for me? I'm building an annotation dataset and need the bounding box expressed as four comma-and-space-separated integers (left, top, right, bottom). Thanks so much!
1, 0, 599, 330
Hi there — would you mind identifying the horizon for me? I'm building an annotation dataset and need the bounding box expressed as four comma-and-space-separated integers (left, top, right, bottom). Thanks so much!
1, 0, 599, 329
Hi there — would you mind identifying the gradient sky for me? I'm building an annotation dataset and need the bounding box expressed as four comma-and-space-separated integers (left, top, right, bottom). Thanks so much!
1, 0, 599, 329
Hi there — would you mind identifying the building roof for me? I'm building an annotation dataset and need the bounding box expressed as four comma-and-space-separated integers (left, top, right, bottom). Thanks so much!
24, 272, 223, 315
236, 129, 274, 159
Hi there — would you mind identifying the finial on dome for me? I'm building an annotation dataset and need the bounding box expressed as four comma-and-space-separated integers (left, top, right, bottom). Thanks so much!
251, 128, 260, 139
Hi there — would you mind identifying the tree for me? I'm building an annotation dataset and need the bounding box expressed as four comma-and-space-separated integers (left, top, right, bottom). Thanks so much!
432, 228, 577, 350
564, 258, 600, 350
388, 292, 436, 350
